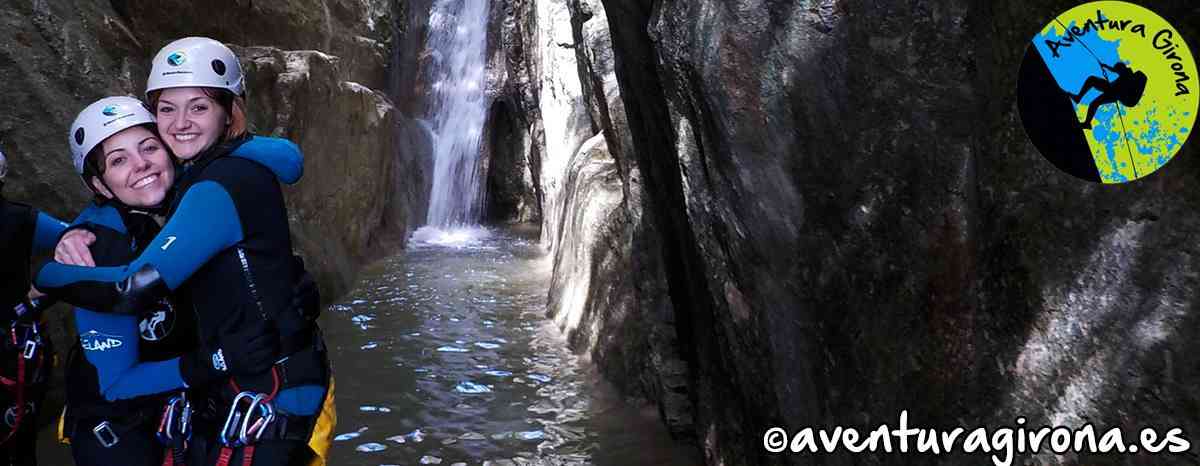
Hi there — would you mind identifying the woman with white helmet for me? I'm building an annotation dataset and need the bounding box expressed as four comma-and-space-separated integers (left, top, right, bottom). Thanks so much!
37, 38, 334, 466
57, 96, 288, 466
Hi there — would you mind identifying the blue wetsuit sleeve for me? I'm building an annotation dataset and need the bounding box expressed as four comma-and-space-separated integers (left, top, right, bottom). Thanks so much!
102, 358, 187, 401
231, 136, 303, 185
75, 309, 185, 400
32, 212, 69, 253
35, 181, 244, 293
71, 203, 126, 232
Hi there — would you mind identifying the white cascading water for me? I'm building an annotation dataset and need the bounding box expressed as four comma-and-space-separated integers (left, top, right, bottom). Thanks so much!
422, 0, 490, 230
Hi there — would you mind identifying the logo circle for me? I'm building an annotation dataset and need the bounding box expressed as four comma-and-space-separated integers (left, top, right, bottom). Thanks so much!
1017, 1, 1198, 183
167, 51, 187, 67
139, 304, 176, 342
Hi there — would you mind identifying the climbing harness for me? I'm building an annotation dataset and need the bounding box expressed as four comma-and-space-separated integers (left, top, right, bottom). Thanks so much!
0, 316, 48, 448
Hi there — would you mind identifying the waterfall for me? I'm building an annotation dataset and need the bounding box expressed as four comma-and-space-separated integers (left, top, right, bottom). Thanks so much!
422, 0, 491, 228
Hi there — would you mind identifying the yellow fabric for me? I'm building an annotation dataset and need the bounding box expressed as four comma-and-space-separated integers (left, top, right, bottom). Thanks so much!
56, 405, 70, 445
304, 376, 337, 466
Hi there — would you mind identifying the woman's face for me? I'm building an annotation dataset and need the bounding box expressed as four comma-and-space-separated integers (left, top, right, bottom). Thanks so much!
154, 87, 229, 160
92, 126, 175, 207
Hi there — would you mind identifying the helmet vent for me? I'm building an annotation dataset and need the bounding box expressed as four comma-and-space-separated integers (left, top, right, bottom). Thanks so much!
212, 59, 226, 76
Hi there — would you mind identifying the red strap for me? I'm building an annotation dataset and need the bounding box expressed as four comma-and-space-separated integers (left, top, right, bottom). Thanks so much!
216, 446, 234, 466
162, 450, 175, 466
214, 445, 256, 466
0, 328, 26, 446
228, 366, 281, 402
242, 445, 256, 466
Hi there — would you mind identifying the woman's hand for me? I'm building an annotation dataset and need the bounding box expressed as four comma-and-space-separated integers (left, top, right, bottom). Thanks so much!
55, 228, 97, 267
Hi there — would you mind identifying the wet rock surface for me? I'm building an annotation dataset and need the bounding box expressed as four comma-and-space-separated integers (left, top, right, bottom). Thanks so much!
482, 0, 542, 225
234, 45, 422, 300
571, 0, 1200, 464
489, 0, 694, 443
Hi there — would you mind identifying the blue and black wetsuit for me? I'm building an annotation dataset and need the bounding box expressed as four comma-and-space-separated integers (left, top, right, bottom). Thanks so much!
59, 136, 306, 466
1, 195, 66, 465
36, 135, 328, 464
64, 205, 193, 466
1, 199, 67, 314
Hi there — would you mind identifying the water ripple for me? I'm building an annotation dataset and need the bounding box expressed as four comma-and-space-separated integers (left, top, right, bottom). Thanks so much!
324, 228, 698, 465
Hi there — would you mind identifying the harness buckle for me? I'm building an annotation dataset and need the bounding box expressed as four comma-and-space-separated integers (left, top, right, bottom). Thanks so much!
22, 340, 36, 360
9, 322, 41, 360
92, 421, 120, 448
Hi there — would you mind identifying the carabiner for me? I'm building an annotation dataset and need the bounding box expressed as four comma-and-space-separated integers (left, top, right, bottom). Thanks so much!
156, 394, 192, 444
239, 393, 275, 445
220, 392, 258, 447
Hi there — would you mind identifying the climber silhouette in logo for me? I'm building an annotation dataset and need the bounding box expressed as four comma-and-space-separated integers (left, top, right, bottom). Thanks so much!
1070, 61, 1147, 129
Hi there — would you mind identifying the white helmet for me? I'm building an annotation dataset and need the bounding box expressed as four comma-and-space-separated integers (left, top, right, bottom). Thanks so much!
69, 96, 156, 175
146, 37, 245, 97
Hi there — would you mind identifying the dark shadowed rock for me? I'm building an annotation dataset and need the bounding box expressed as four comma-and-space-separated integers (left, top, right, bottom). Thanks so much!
545, 0, 694, 441
589, 0, 1200, 464
481, 0, 541, 224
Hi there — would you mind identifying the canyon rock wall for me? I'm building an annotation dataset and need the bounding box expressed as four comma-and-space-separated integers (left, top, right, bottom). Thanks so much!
531, 0, 1200, 464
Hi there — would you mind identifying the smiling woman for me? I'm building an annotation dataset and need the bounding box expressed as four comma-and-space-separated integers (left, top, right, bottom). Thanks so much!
59, 96, 282, 466
71, 97, 172, 210
39, 38, 335, 466
88, 126, 174, 208
145, 37, 249, 162
153, 88, 234, 161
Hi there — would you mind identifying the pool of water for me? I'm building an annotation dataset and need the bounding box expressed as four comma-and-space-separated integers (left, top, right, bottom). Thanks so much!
323, 226, 700, 465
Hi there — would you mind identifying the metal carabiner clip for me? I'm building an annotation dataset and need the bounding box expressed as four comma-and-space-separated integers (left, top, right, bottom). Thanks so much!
157, 394, 192, 444
177, 398, 192, 441
220, 392, 258, 447
239, 393, 275, 446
